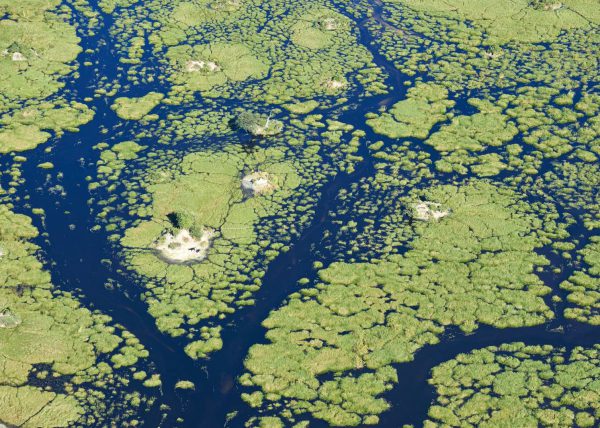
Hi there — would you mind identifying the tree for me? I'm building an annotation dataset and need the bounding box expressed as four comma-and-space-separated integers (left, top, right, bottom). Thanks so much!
234, 111, 282, 136
168, 210, 195, 229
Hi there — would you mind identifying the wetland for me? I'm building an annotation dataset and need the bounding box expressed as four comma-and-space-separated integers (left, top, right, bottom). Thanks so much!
0, 0, 598, 427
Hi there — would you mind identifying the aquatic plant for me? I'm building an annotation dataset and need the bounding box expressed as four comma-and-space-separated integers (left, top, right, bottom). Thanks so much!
366, 83, 454, 139
0, 0, 93, 153
394, 0, 596, 43
426, 343, 600, 427
1, 0, 594, 425
111, 92, 164, 120
240, 181, 558, 426
96, 140, 146, 182
106, 0, 384, 104
0, 205, 156, 426
165, 42, 269, 99
561, 237, 600, 325
120, 148, 307, 358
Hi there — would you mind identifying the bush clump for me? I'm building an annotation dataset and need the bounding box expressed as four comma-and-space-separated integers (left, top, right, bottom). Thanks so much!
234, 111, 283, 136
167, 210, 206, 239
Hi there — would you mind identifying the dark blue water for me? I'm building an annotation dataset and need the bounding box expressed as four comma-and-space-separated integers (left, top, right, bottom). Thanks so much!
5, 0, 599, 427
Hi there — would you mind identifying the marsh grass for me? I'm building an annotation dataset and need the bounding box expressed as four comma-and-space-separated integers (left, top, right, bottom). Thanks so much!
241, 182, 557, 425
426, 343, 600, 427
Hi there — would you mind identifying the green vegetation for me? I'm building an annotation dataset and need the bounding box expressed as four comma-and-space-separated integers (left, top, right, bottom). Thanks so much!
0, 0, 81, 108
426, 343, 600, 427
234, 111, 283, 136
175, 380, 196, 390
1, 0, 596, 424
290, 9, 349, 50
561, 237, 600, 324
111, 92, 164, 120
121, 148, 304, 358
166, 42, 269, 99
0, 204, 155, 426
396, 0, 599, 43
240, 181, 559, 426
0, 0, 93, 153
366, 83, 454, 139
105, 0, 385, 104
98, 0, 140, 14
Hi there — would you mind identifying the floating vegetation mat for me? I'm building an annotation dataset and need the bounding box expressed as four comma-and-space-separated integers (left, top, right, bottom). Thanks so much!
0, 0, 598, 426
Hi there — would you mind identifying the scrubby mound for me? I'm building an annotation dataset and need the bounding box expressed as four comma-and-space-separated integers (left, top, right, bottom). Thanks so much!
210, 0, 242, 11
166, 42, 268, 96
530, 0, 563, 11
111, 92, 164, 121
325, 78, 347, 90
426, 343, 600, 428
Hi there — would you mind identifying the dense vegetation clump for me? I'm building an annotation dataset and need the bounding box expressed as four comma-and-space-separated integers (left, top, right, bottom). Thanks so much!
111, 92, 164, 120
0, 205, 156, 426
239, 181, 559, 426
426, 343, 600, 427
366, 83, 454, 139
0, 0, 94, 153
561, 237, 600, 325
121, 148, 308, 358
393, 0, 597, 43
1, 0, 598, 424
234, 111, 283, 136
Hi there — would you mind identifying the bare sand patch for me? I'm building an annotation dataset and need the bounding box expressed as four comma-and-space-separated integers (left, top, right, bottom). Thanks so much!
326, 79, 346, 90
412, 202, 450, 221
11, 52, 27, 61
484, 50, 503, 59
544, 2, 563, 11
185, 60, 220, 73
155, 228, 214, 263
0, 308, 21, 329
241, 172, 276, 196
